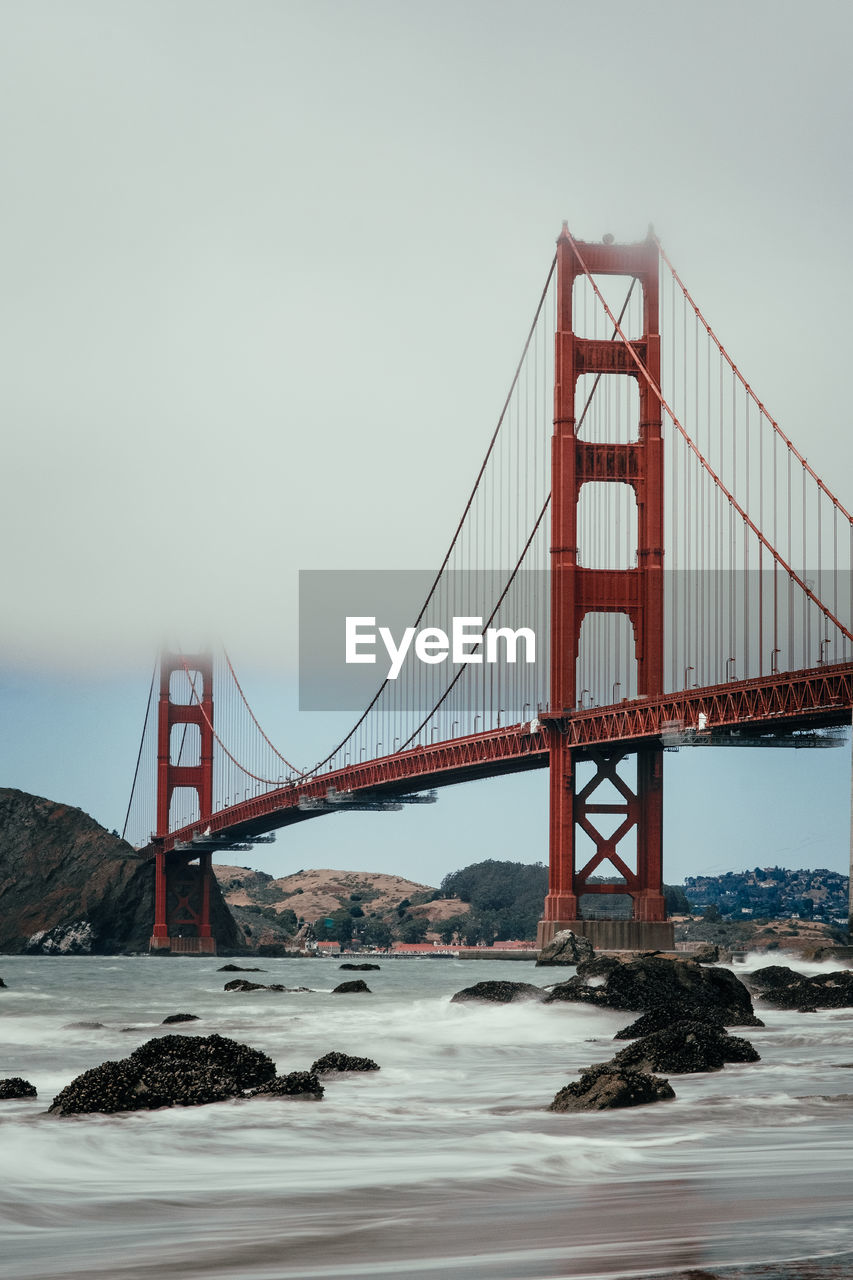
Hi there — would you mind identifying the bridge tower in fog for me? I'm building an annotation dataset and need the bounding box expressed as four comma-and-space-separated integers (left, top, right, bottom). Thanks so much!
540, 228, 670, 950
150, 652, 217, 954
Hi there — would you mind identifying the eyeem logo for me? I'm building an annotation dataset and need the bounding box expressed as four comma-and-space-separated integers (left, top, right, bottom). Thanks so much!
346, 617, 536, 680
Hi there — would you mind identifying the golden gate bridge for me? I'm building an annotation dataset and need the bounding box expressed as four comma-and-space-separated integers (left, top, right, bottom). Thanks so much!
123, 226, 853, 954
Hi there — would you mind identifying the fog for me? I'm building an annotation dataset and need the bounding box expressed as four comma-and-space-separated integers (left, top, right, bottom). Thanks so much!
2, 0, 851, 674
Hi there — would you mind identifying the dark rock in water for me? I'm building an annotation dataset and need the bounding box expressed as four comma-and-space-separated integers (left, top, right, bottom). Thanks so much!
224, 979, 311, 993
0, 977, 6, 988
311, 1051, 380, 1074
549, 1064, 675, 1112
48, 1033, 276, 1115
0, 788, 241, 954
218, 964, 265, 973
339, 963, 381, 971
749, 964, 800, 989
332, 980, 371, 994
750, 967, 853, 1010
252, 1071, 324, 1099
162, 1013, 200, 1025
0, 1077, 37, 1099
544, 954, 761, 1026
451, 980, 545, 1004
612, 1022, 760, 1074
26, 921, 97, 955
63, 1021, 106, 1031
536, 930, 594, 967
613, 1003, 753, 1039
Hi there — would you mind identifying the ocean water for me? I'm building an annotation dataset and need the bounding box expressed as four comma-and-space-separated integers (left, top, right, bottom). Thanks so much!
1, 952, 852, 1280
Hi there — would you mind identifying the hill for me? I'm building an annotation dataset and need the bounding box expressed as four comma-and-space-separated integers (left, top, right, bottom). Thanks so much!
213, 864, 462, 949
213, 859, 551, 949
0, 788, 239, 953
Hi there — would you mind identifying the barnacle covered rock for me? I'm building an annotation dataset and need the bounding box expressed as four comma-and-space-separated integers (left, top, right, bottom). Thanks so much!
48, 1033, 276, 1116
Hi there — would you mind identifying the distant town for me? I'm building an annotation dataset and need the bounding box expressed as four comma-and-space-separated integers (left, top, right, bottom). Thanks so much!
677, 866, 849, 925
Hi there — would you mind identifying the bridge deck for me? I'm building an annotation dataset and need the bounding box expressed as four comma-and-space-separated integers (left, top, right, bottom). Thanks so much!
155, 662, 853, 854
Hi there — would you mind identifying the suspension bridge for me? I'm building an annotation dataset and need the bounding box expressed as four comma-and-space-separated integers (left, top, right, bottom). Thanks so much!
124, 226, 853, 954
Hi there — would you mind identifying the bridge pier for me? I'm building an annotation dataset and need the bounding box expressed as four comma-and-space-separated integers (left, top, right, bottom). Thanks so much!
538, 738, 673, 952
537, 917, 675, 951
149, 849, 217, 955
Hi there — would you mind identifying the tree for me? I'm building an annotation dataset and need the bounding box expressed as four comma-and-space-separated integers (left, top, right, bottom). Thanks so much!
398, 917, 428, 944
277, 908, 298, 933
314, 909, 355, 945
459, 910, 500, 946
439, 861, 547, 940
664, 884, 691, 915
361, 919, 392, 948
437, 914, 468, 945
702, 904, 721, 923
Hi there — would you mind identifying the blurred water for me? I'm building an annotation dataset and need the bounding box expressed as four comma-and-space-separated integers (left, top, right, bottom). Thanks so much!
1, 953, 852, 1279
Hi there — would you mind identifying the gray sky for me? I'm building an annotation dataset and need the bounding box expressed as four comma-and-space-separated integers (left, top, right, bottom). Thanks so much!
2, 1, 852, 885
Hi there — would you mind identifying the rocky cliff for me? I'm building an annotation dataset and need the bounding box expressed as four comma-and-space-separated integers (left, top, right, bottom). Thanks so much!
0, 788, 240, 953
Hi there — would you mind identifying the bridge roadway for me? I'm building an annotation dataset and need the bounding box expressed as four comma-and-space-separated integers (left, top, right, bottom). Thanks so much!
153, 661, 853, 856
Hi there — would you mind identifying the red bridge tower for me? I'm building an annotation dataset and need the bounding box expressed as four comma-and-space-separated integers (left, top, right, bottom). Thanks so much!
538, 228, 673, 951
150, 652, 217, 954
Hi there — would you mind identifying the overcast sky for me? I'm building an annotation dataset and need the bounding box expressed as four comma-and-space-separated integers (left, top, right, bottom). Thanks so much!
1, 1, 852, 886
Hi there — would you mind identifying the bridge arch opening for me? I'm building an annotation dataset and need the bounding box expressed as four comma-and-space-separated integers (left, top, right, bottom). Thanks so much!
575, 374, 639, 443
169, 668, 205, 706
576, 610, 638, 707
578, 892, 635, 920
572, 274, 643, 341
577, 482, 638, 570
168, 786, 200, 832
170, 722, 200, 767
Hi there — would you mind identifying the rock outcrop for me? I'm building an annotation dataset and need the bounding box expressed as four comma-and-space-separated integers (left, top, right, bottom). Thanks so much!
310, 1051, 380, 1074
544, 954, 762, 1026
451, 980, 545, 1004
25, 921, 98, 955
161, 1013, 200, 1025
49, 1034, 275, 1115
750, 965, 853, 1010
252, 1072, 324, 1099
549, 1065, 675, 1112
611, 1022, 760, 1074
0, 788, 241, 954
0, 1078, 37, 1099
223, 979, 311, 993
613, 1003, 731, 1039
536, 930, 594, 967
339, 962, 380, 971
332, 979, 371, 994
